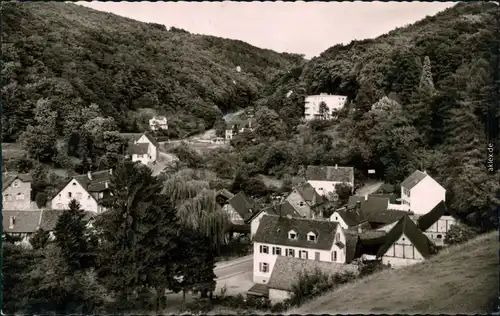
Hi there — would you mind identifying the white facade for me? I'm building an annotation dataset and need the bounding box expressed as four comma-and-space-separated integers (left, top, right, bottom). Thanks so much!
225, 130, 233, 141
250, 211, 269, 239
423, 215, 456, 246
269, 289, 291, 304
401, 175, 446, 215
329, 211, 349, 230
307, 180, 350, 197
304, 94, 347, 121
149, 116, 168, 131
50, 179, 101, 213
380, 233, 425, 267
132, 134, 158, 165
223, 203, 244, 225
252, 226, 347, 284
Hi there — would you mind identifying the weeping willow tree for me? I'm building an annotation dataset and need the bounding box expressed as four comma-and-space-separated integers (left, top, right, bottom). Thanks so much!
162, 170, 230, 253
177, 188, 229, 253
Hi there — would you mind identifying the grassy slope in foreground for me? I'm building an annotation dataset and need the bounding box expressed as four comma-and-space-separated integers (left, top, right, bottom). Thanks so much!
295, 231, 498, 315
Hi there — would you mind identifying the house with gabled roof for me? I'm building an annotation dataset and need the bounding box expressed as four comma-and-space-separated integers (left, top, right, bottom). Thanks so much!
223, 191, 255, 226
127, 132, 160, 165
286, 182, 325, 218
252, 214, 352, 284
400, 170, 446, 215
50, 169, 114, 214
215, 188, 235, 207
305, 165, 354, 197
330, 195, 410, 230
376, 215, 435, 267
248, 201, 303, 239
263, 256, 358, 303
416, 201, 458, 246
2, 173, 33, 210
149, 116, 168, 131
3, 210, 42, 245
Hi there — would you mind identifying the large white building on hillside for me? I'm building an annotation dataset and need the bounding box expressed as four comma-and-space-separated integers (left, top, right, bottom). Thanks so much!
304, 94, 347, 120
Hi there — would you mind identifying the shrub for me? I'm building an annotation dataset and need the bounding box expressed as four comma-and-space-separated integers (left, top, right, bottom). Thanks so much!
183, 298, 214, 313
35, 192, 48, 209
358, 260, 390, 278
444, 223, 479, 245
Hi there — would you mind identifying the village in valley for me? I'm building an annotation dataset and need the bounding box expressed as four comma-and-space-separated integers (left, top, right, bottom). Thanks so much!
2, 1, 498, 315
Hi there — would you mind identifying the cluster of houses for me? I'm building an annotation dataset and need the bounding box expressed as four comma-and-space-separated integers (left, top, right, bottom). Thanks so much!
211, 167, 457, 304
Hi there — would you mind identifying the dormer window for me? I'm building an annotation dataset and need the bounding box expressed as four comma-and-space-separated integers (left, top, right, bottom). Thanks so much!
288, 230, 297, 240
307, 232, 317, 242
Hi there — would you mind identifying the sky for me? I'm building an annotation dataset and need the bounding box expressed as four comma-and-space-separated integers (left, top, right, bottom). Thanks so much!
77, 1, 456, 59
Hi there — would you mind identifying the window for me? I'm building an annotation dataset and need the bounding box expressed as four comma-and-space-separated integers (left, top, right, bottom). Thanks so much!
68, 192, 72, 198
307, 233, 316, 242
331, 251, 337, 262
6, 194, 11, 201
272, 247, 281, 256
12, 181, 19, 188
16, 193, 24, 200
299, 250, 308, 259
286, 249, 295, 257
259, 262, 269, 273
288, 230, 297, 240
335, 233, 340, 242
319, 188, 324, 191
299, 201, 305, 207
407, 190, 411, 197
335, 216, 338, 221
437, 234, 442, 239
88, 195, 91, 199
76, 192, 83, 199
315, 252, 320, 261
57, 203, 63, 208
72, 182, 77, 186
259, 245, 269, 254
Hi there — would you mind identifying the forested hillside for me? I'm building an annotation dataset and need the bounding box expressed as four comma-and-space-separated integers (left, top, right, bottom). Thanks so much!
228, 2, 500, 229
1, 2, 303, 142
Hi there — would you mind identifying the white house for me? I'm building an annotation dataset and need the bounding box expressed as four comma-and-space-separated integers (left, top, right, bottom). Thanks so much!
149, 116, 168, 131
2, 173, 33, 210
305, 165, 355, 197
376, 215, 434, 267
128, 132, 160, 165
248, 201, 303, 239
252, 215, 354, 285
223, 191, 255, 226
285, 182, 325, 219
225, 118, 253, 141
266, 256, 358, 303
399, 170, 446, 215
50, 169, 113, 214
416, 201, 457, 246
304, 93, 347, 121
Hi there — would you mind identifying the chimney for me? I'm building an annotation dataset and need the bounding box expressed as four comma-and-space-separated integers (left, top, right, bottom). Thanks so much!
9, 216, 15, 229
87, 171, 92, 180
335, 164, 338, 170
423, 170, 427, 174
105, 181, 109, 189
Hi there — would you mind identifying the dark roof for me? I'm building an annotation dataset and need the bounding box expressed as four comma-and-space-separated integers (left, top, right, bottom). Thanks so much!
228, 191, 255, 222
73, 170, 112, 193
401, 170, 428, 190
38, 209, 95, 231
370, 193, 398, 203
216, 188, 235, 200
128, 143, 149, 155
2, 173, 32, 191
142, 132, 160, 148
267, 256, 358, 291
305, 165, 354, 184
376, 215, 433, 259
247, 201, 302, 223
417, 201, 456, 231
347, 195, 365, 207
295, 182, 324, 204
364, 208, 410, 225
335, 207, 367, 227
2, 210, 42, 233
253, 215, 339, 250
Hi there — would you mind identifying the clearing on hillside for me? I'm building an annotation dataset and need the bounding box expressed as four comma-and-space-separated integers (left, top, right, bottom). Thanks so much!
294, 231, 498, 315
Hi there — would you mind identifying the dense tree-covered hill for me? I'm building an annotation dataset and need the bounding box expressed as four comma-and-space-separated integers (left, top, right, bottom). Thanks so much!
249, 2, 499, 226
1, 2, 304, 141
